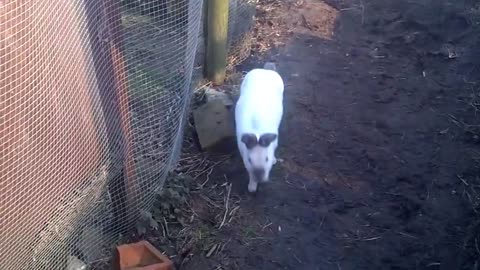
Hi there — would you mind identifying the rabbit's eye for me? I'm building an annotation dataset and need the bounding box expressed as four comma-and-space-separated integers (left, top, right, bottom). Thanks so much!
265, 157, 269, 162
248, 158, 252, 163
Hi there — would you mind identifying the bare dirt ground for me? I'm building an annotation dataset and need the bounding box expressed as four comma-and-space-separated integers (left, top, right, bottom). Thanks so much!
138, 0, 480, 269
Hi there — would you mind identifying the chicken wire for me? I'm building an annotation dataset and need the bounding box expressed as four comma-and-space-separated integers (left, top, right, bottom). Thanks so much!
0, 0, 257, 269
227, 0, 257, 66
0, 0, 203, 269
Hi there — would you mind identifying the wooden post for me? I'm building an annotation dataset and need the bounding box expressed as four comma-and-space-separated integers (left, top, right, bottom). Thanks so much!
103, 0, 139, 229
206, 0, 229, 85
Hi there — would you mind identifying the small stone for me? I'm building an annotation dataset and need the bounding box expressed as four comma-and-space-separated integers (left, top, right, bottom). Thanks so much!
193, 100, 235, 152
204, 87, 234, 107
441, 43, 459, 59
66, 255, 87, 270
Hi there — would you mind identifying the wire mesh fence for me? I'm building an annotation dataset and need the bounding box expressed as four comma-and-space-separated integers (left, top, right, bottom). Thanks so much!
227, 0, 257, 66
0, 0, 255, 269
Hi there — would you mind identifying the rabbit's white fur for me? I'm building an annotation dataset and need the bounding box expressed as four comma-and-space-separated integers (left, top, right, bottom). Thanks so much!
235, 63, 284, 192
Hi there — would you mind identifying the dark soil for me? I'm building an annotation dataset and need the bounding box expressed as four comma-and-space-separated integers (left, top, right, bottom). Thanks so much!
142, 0, 480, 269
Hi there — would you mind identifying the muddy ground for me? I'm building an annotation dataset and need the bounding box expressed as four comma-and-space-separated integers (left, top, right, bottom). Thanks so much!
138, 0, 480, 269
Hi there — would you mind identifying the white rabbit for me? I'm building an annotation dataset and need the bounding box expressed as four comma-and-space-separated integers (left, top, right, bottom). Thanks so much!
235, 62, 284, 192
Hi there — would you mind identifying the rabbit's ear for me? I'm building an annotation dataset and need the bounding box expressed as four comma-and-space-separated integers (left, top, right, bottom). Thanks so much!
241, 133, 258, 149
258, 133, 277, 147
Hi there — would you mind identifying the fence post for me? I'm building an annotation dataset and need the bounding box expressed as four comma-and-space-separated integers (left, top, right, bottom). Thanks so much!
206, 0, 230, 85
102, 0, 139, 230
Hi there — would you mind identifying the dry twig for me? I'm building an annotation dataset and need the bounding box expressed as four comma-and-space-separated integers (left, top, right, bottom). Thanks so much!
218, 182, 232, 229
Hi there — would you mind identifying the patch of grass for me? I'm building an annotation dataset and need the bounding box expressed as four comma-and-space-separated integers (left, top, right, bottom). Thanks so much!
127, 66, 167, 100
241, 226, 259, 238
120, 11, 188, 104
126, 65, 186, 103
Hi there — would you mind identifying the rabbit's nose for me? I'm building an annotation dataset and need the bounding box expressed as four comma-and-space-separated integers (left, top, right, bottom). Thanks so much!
253, 168, 265, 181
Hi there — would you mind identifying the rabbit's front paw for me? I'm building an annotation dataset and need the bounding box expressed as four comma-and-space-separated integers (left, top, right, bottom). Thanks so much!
248, 179, 258, 193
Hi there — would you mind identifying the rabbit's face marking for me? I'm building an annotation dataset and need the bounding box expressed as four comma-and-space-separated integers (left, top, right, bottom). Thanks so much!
258, 133, 277, 147
241, 133, 277, 182
241, 133, 257, 149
